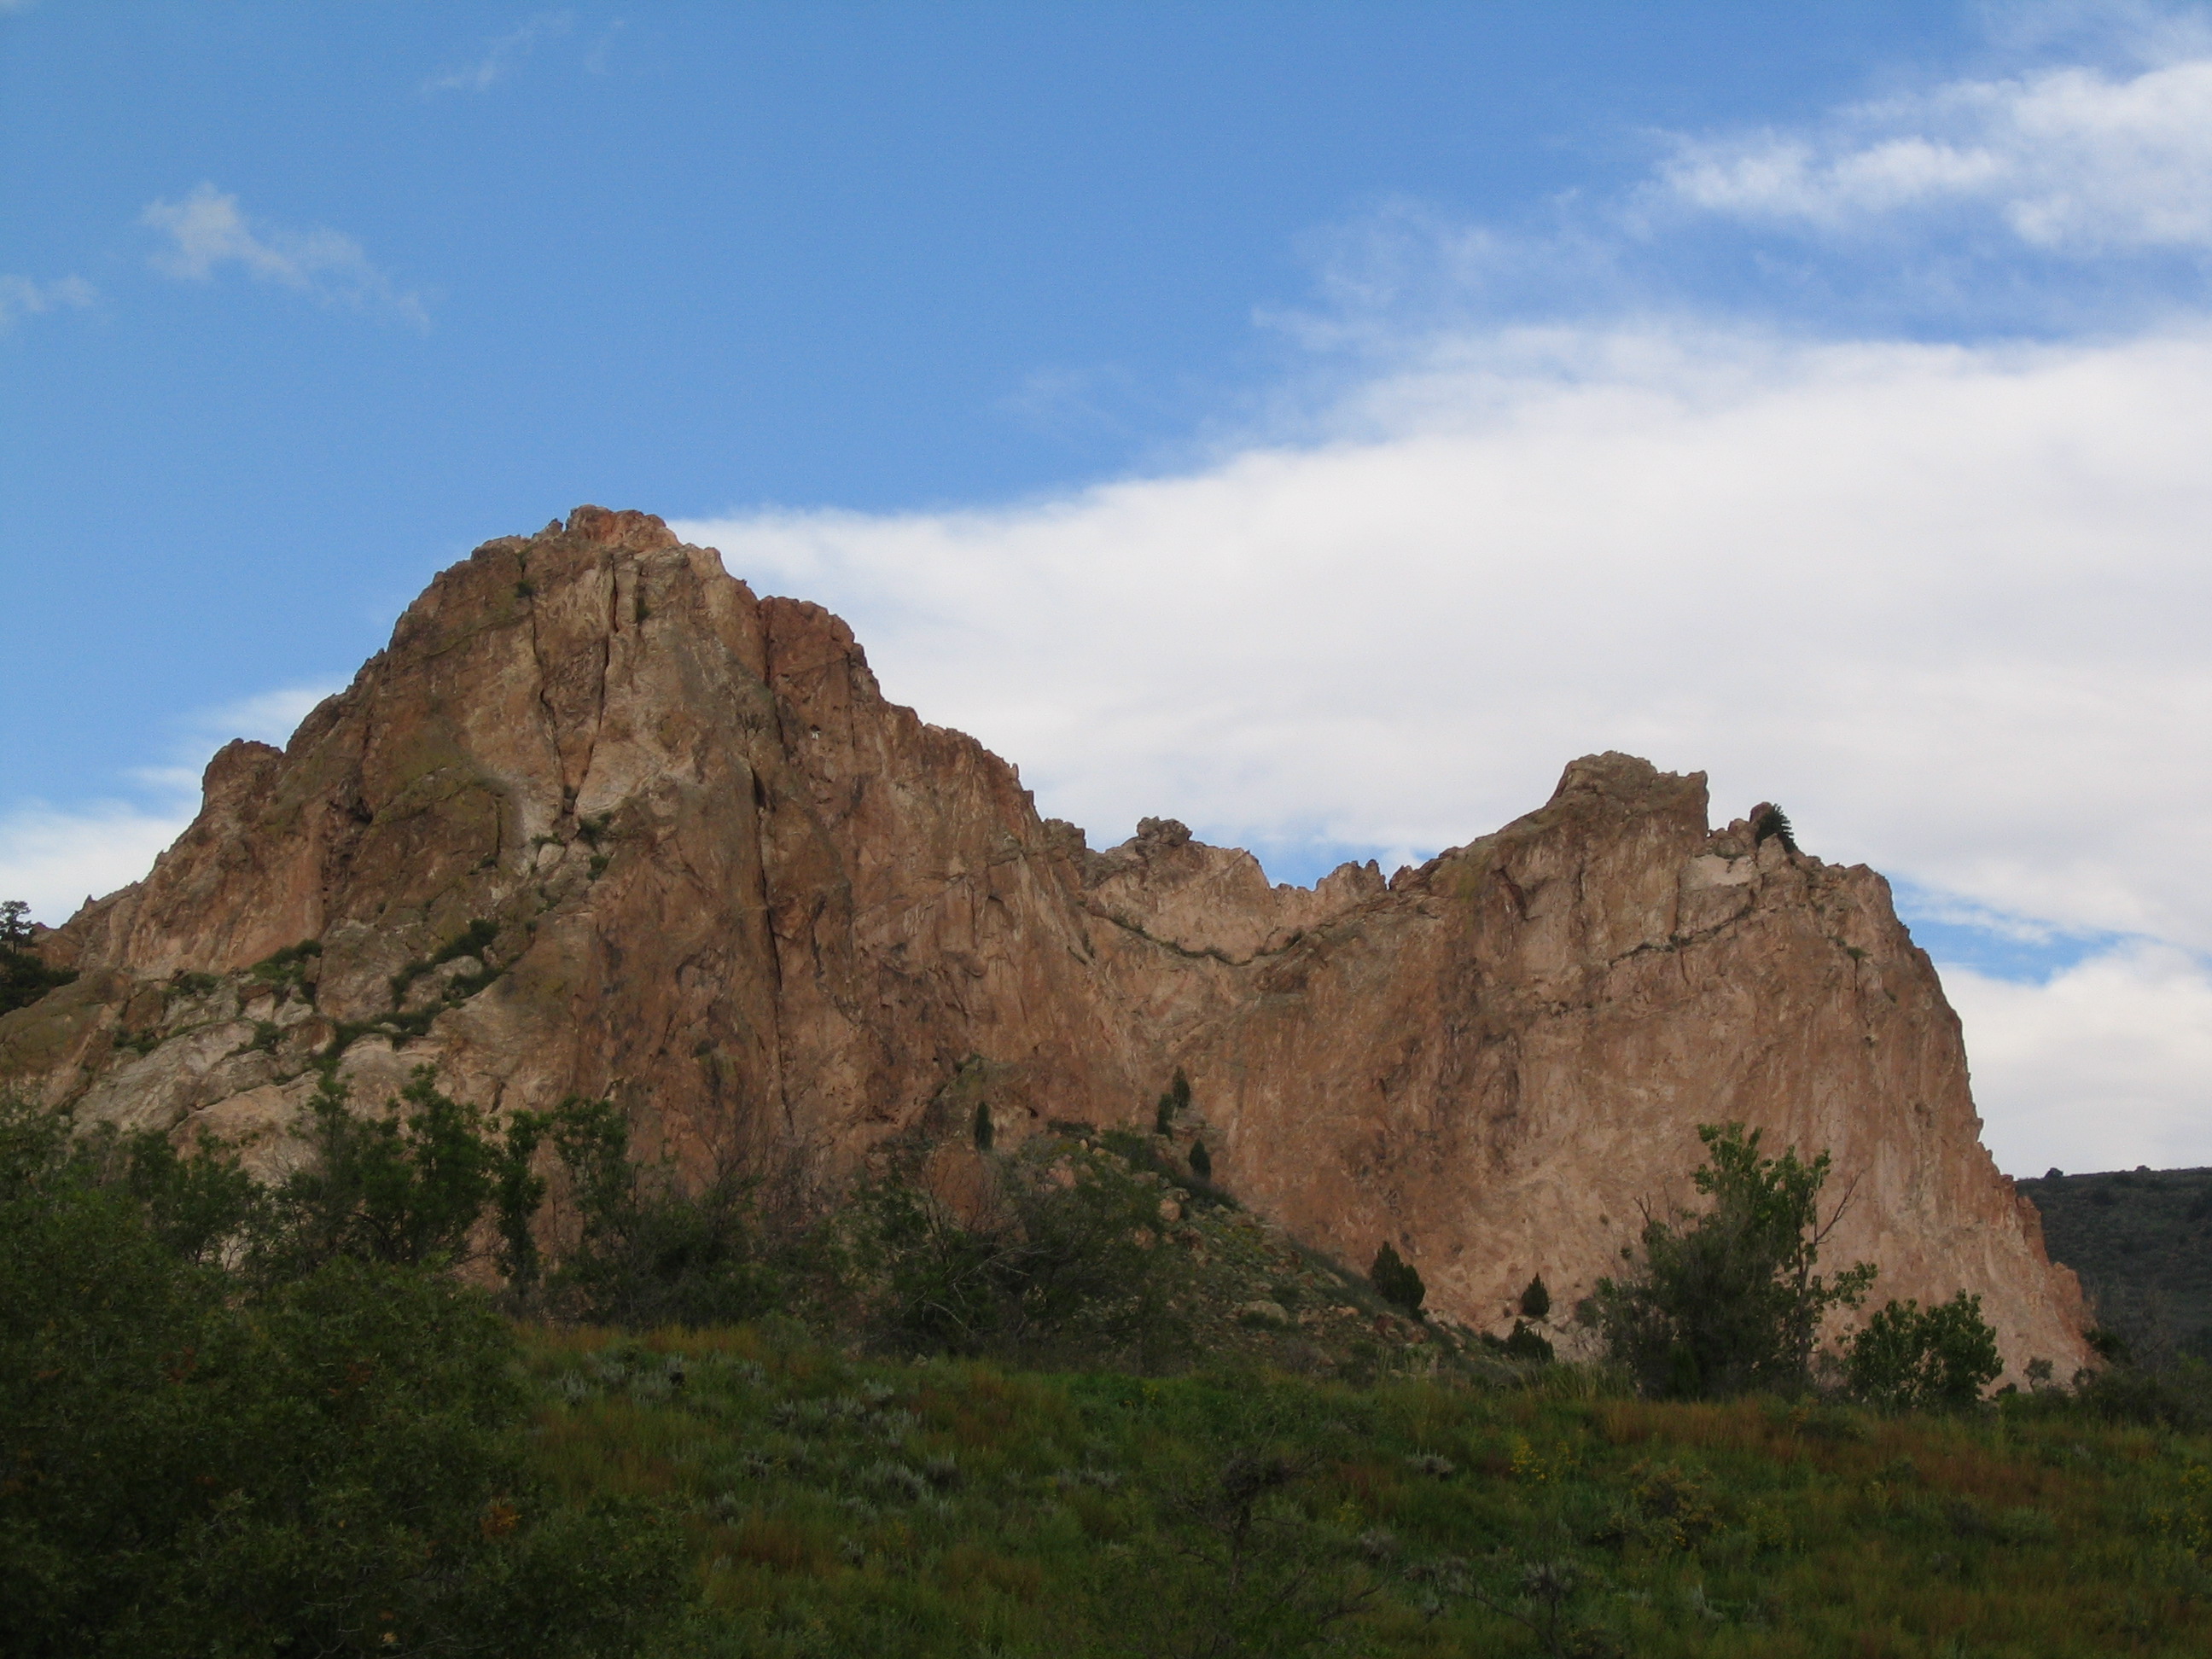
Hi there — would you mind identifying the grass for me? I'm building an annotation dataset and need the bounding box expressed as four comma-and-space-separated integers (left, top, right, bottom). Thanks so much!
514, 1323, 2212, 1658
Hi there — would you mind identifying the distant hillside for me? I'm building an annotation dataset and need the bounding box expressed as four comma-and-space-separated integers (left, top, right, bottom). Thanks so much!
2020, 1167, 2212, 1362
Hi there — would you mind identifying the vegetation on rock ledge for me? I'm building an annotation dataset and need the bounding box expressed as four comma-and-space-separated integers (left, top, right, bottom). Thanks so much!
0, 900, 75, 1016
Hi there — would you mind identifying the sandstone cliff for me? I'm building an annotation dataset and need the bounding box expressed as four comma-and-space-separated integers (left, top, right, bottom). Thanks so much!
1, 507, 2089, 1376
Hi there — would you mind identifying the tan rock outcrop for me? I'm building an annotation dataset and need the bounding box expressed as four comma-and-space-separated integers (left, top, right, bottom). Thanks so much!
0, 507, 2089, 1377
1078, 815, 1387, 962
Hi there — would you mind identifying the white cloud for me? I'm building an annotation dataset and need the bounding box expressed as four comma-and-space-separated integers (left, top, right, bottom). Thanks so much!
0, 273, 94, 331
1946, 944, 2212, 1173
1895, 887, 2104, 949
672, 15, 2212, 1175
422, 11, 573, 95
675, 317, 2212, 1173
185, 685, 336, 749
1659, 52, 2212, 250
0, 684, 335, 928
0, 800, 192, 932
675, 322, 2212, 944
141, 184, 427, 328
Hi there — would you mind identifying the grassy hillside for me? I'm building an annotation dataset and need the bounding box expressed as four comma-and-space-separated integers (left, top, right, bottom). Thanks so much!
521, 1324, 2212, 1658
2020, 1167, 2212, 1363
16, 1071, 2212, 1658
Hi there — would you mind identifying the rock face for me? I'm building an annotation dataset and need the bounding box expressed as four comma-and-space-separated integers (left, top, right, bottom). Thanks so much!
2, 507, 2089, 1377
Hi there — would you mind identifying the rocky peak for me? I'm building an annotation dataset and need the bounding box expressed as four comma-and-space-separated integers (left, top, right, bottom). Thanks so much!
1, 509, 2090, 1378
1075, 812, 1384, 964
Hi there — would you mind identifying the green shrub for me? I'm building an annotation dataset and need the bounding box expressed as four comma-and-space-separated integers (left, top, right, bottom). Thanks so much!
391, 920, 499, 1003
1371, 1243, 1426, 1316
536, 1095, 783, 1329
259, 1068, 503, 1276
844, 1152, 1192, 1371
1115, 1452, 1375, 1659
2066, 1357, 2212, 1433
432, 917, 498, 967
1587, 1121, 1876, 1399
247, 937, 321, 988
0, 1094, 690, 1658
183, 1067, 778, 1330
1846, 1291, 2003, 1412
1099, 1126, 1239, 1212
98, 1123, 262, 1266
1501, 1319, 1554, 1363
1520, 1274, 1551, 1320
1153, 1068, 1193, 1135
846, 1174, 1013, 1356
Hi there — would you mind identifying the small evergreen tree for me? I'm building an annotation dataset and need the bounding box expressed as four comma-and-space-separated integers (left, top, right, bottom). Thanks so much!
1502, 1319, 1553, 1362
1520, 1274, 1551, 1320
1188, 1139, 1212, 1181
0, 899, 75, 1016
1156, 1068, 1192, 1134
972, 1100, 994, 1150
1371, 1242, 1426, 1316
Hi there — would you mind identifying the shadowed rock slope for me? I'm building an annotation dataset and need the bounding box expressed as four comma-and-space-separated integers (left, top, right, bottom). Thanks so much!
1, 507, 2088, 1376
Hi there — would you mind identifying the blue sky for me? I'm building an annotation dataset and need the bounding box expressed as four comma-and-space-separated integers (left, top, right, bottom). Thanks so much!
3, 0, 2003, 749
6, 3, 2212, 1173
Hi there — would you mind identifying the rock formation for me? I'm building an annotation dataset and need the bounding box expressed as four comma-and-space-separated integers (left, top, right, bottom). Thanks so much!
1, 507, 2089, 1376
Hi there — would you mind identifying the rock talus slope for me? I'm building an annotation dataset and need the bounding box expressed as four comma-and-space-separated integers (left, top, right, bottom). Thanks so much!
3, 508, 2089, 1375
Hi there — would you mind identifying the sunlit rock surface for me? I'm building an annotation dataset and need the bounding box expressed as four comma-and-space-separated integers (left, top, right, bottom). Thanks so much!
3, 507, 2089, 1377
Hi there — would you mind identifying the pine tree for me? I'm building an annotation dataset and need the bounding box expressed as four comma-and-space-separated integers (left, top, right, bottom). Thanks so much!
1, 898, 76, 1015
